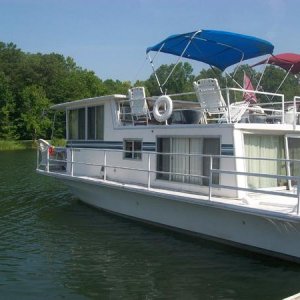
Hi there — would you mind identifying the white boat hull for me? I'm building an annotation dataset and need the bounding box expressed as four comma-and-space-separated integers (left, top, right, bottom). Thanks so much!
60, 175, 300, 263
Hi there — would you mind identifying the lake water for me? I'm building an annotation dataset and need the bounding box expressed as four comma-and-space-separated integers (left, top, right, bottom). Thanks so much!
1, 150, 300, 299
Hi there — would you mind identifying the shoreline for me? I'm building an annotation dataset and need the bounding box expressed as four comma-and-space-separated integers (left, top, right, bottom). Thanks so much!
0, 139, 66, 151
0, 140, 36, 151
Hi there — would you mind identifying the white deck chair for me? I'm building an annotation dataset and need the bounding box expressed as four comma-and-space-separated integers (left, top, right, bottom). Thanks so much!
128, 87, 151, 124
219, 101, 250, 123
193, 78, 227, 115
194, 78, 250, 123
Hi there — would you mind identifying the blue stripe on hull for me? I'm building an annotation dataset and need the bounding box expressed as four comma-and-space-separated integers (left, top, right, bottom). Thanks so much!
67, 140, 156, 151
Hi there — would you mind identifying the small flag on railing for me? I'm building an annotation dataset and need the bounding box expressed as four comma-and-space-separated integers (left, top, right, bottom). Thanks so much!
243, 72, 257, 103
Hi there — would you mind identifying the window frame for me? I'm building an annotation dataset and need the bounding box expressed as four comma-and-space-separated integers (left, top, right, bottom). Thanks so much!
156, 136, 220, 185
68, 108, 86, 140
123, 139, 142, 160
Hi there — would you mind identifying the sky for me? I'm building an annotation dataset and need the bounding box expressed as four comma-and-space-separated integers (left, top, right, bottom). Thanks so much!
1, 0, 300, 82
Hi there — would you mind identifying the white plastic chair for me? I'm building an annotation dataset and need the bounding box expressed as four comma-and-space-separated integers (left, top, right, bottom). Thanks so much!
193, 78, 227, 115
220, 101, 250, 123
128, 87, 151, 123
194, 78, 251, 123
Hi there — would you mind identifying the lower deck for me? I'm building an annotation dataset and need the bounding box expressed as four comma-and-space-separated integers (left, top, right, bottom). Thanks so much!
37, 133, 300, 220
37, 166, 300, 220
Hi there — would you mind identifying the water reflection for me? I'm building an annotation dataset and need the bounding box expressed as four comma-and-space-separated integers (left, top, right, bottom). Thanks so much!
37, 202, 300, 299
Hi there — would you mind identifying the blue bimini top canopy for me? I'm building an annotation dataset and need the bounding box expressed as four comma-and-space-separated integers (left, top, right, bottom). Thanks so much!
146, 29, 274, 71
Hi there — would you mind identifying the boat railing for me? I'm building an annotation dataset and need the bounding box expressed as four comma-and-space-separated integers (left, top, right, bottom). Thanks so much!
211, 163, 300, 214
118, 89, 300, 126
37, 139, 67, 172
226, 88, 282, 123
212, 88, 299, 125
37, 144, 300, 215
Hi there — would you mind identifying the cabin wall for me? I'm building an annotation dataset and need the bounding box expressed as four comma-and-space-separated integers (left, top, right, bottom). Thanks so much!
65, 100, 240, 198
69, 129, 238, 197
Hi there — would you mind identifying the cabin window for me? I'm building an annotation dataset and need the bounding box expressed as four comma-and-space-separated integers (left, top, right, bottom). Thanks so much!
244, 135, 286, 188
88, 106, 104, 140
123, 139, 142, 160
68, 106, 104, 140
68, 108, 85, 140
157, 137, 220, 185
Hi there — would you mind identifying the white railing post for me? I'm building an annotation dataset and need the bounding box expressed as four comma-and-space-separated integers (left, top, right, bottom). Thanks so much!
148, 153, 151, 189
104, 150, 107, 181
297, 179, 300, 215
293, 96, 297, 130
281, 95, 285, 124
70, 148, 74, 176
226, 88, 231, 123
209, 155, 213, 200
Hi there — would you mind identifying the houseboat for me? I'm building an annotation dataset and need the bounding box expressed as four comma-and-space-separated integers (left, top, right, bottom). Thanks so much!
36, 30, 300, 262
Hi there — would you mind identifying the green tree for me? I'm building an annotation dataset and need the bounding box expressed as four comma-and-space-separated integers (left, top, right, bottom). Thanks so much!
195, 67, 225, 86
260, 65, 300, 102
0, 42, 25, 91
18, 85, 51, 140
145, 62, 194, 95
103, 79, 131, 95
0, 72, 18, 139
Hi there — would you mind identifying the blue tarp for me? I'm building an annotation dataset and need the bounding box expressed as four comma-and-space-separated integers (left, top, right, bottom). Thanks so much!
146, 30, 274, 71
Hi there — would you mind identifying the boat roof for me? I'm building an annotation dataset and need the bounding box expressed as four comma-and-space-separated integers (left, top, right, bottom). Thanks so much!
146, 29, 274, 71
252, 53, 300, 74
51, 94, 126, 110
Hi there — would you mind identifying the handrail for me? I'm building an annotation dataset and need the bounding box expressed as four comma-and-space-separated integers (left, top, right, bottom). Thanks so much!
48, 146, 300, 164
226, 87, 285, 124
227, 87, 284, 98
43, 146, 300, 168
210, 168, 300, 214
37, 145, 300, 215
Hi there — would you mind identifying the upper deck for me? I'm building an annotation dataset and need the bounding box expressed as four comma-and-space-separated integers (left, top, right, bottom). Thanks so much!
51, 87, 300, 135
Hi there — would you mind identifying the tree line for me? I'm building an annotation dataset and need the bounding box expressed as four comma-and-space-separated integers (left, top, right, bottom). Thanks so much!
0, 42, 299, 140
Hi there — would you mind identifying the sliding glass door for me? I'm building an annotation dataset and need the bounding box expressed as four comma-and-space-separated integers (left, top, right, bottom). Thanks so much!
157, 137, 220, 185
244, 134, 286, 188
286, 136, 300, 187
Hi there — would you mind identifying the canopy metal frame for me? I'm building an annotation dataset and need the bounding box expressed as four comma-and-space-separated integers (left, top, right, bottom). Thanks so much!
146, 29, 274, 95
